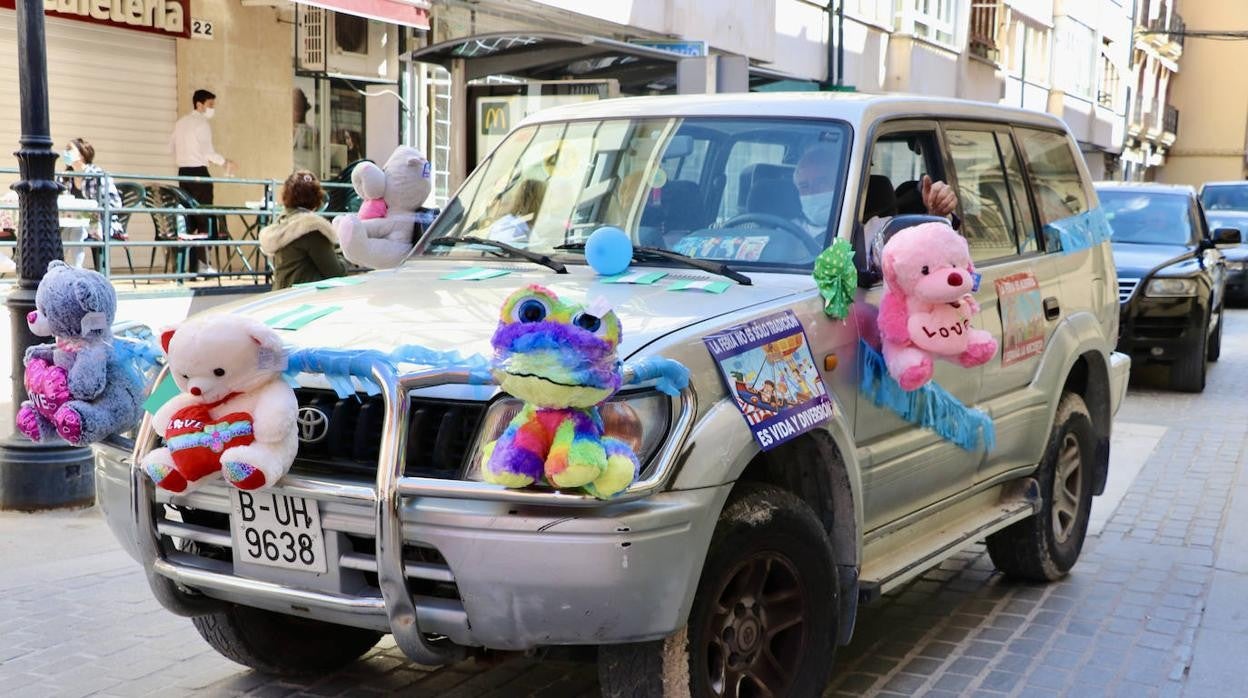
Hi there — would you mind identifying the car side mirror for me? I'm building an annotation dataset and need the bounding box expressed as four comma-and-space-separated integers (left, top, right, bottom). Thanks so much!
1213, 227, 1242, 246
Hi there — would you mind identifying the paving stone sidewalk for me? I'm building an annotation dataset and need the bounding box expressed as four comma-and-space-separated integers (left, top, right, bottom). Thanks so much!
3, 315, 1248, 697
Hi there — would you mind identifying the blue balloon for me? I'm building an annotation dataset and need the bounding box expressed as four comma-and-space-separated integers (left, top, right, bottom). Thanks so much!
585, 226, 633, 276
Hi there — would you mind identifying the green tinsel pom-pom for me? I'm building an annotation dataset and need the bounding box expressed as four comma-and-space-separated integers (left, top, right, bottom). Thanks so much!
813, 239, 857, 320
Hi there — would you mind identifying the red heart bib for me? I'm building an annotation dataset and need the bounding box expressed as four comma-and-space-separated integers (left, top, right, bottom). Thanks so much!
165, 404, 256, 484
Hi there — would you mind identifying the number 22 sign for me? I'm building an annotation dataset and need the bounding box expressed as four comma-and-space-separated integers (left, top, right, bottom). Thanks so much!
191, 18, 214, 40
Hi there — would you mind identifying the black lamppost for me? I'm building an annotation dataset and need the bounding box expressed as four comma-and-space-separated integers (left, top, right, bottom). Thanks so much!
0, 0, 94, 510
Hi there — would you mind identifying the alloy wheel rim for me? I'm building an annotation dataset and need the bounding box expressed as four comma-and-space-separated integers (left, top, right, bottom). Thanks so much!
701, 552, 808, 697
1052, 432, 1083, 544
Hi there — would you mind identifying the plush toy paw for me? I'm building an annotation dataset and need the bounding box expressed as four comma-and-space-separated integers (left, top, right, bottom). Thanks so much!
16, 404, 47, 442
959, 336, 998, 367
223, 461, 267, 490
144, 459, 188, 493
481, 438, 540, 488
582, 437, 640, 500
547, 440, 607, 489
53, 404, 84, 445
898, 358, 934, 392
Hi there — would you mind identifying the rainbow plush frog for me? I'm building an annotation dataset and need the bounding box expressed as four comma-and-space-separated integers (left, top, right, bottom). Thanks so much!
482, 286, 639, 499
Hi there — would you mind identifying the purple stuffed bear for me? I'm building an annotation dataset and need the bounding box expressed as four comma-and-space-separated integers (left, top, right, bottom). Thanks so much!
16, 261, 145, 446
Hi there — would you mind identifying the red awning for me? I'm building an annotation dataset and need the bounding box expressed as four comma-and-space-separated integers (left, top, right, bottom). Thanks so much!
295, 0, 430, 30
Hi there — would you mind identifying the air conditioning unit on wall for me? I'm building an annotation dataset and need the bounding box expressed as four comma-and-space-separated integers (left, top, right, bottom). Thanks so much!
297, 5, 398, 81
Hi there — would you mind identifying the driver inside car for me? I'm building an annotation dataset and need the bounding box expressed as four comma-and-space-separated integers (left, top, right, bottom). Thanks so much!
792, 144, 959, 267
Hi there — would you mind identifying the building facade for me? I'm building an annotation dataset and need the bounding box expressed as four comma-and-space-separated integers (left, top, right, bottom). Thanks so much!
1160, 1, 1248, 186
1121, 0, 1184, 182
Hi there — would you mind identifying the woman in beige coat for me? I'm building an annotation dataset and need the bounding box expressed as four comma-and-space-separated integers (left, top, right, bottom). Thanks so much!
259, 170, 346, 291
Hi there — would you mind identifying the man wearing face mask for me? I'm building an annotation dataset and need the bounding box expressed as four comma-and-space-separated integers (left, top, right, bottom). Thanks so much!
792, 145, 958, 241
170, 89, 235, 274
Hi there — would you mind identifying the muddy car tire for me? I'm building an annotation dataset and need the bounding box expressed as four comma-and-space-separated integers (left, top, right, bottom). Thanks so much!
598, 483, 838, 697
986, 393, 1095, 582
192, 605, 381, 677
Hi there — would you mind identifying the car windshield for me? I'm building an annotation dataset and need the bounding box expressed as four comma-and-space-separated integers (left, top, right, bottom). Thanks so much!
1099, 190, 1194, 245
420, 117, 851, 270
1201, 184, 1248, 211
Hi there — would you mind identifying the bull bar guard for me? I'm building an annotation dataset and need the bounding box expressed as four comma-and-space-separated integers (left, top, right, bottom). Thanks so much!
129, 357, 697, 665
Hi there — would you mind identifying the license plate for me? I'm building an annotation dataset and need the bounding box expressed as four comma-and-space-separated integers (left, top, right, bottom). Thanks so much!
229, 490, 328, 574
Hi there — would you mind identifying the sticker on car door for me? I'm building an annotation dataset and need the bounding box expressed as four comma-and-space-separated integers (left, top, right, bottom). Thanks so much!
703, 311, 834, 450
995, 271, 1046, 366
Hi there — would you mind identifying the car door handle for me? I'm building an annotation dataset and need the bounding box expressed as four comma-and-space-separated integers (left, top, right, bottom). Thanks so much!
1043, 296, 1061, 320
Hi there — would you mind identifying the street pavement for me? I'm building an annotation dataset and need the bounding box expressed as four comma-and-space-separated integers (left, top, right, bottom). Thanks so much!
3, 307, 1248, 697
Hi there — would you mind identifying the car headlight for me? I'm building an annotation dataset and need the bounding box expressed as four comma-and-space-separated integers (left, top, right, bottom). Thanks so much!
461, 390, 673, 484
1144, 278, 1198, 297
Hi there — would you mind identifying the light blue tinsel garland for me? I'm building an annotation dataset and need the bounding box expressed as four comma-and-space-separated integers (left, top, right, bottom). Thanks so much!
858, 340, 995, 452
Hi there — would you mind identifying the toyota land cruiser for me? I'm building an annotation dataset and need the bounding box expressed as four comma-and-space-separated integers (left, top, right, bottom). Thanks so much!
95, 93, 1129, 696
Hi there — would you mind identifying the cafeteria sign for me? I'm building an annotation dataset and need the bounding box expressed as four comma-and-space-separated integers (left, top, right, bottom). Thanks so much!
0, 0, 192, 39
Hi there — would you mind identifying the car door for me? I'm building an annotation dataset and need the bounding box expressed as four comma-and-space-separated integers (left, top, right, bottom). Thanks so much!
852, 119, 980, 533
940, 123, 1075, 481
1195, 198, 1227, 311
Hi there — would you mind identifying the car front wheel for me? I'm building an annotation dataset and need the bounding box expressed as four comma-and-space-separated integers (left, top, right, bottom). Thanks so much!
598, 483, 839, 697
1170, 312, 1209, 392
986, 392, 1095, 581
192, 604, 381, 677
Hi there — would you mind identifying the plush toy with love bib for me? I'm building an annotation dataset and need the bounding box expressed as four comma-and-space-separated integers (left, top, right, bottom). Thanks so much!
141, 314, 298, 493
878, 222, 998, 391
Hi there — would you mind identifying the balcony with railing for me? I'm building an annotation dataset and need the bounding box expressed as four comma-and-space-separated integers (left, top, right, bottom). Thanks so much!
1162, 105, 1180, 144
1145, 12, 1185, 53
968, 0, 1000, 62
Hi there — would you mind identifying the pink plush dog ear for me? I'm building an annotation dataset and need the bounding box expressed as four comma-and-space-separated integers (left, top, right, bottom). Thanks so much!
881, 248, 897, 286
160, 326, 177, 354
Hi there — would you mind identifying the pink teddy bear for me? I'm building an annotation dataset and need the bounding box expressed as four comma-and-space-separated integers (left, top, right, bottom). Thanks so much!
878, 222, 998, 391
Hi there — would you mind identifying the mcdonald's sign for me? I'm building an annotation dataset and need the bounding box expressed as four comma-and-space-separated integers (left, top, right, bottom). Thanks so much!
480, 101, 511, 135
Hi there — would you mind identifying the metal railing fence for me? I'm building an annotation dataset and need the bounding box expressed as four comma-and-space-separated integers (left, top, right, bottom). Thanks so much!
0, 168, 360, 285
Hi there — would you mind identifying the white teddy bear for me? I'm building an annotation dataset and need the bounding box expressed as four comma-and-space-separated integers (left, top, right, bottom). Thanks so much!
335, 146, 433, 270
141, 314, 298, 493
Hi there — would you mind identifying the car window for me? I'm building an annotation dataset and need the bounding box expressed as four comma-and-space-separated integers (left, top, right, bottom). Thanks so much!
1099, 190, 1194, 245
720, 141, 789, 218
866, 132, 942, 219
423, 117, 851, 269
1015, 128, 1089, 243
995, 132, 1040, 254
1201, 184, 1248, 211
945, 129, 1019, 262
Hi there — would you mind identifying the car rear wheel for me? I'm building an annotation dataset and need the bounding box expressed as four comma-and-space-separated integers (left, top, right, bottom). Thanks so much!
986, 393, 1095, 581
192, 604, 381, 677
598, 483, 839, 697
1171, 313, 1209, 392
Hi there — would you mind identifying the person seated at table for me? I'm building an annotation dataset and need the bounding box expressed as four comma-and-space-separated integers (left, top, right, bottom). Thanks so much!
259, 170, 346, 291
56, 138, 126, 269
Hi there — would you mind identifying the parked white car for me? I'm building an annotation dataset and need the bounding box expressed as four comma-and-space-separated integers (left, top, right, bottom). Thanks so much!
95, 92, 1129, 696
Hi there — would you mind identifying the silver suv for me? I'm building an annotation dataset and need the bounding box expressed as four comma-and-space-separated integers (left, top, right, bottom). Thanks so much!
95, 93, 1129, 696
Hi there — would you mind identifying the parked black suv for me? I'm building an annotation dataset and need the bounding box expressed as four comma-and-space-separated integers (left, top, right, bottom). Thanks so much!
1096, 183, 1239, 392
1200, 181, 1248, 304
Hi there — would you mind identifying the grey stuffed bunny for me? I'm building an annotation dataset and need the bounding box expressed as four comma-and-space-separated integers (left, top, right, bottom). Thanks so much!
16, 261, 145, 445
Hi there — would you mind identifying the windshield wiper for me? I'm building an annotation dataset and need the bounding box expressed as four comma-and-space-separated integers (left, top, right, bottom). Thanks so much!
429, 236, 567, 274
554, 243, 752, 286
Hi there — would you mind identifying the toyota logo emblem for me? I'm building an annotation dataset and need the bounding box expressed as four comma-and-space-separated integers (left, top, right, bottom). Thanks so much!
296, 406, 329, 444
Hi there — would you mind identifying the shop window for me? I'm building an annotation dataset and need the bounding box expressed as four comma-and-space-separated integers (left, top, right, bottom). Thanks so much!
1016, 128, 1089, 229
328, 80, 366, 179
945, 129, 1018, 262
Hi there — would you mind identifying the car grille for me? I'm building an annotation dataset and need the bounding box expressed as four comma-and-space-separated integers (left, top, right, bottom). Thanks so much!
292, 389, 487, 481
1134, 316, 1189, 340
1118, 278, 1140, 303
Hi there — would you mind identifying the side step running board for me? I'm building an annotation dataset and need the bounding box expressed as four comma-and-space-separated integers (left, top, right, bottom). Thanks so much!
859, 479, 1040, 602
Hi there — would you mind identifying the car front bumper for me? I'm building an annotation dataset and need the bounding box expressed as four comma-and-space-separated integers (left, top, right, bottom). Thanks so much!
96, 361, 717, 661
1117, 294, 1206, 362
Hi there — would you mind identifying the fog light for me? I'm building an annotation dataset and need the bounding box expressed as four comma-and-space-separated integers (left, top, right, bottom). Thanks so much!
1151, 347, 1164, 357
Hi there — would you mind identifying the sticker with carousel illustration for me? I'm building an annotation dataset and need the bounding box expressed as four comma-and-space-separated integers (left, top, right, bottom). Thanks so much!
702, 311, 833, 450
